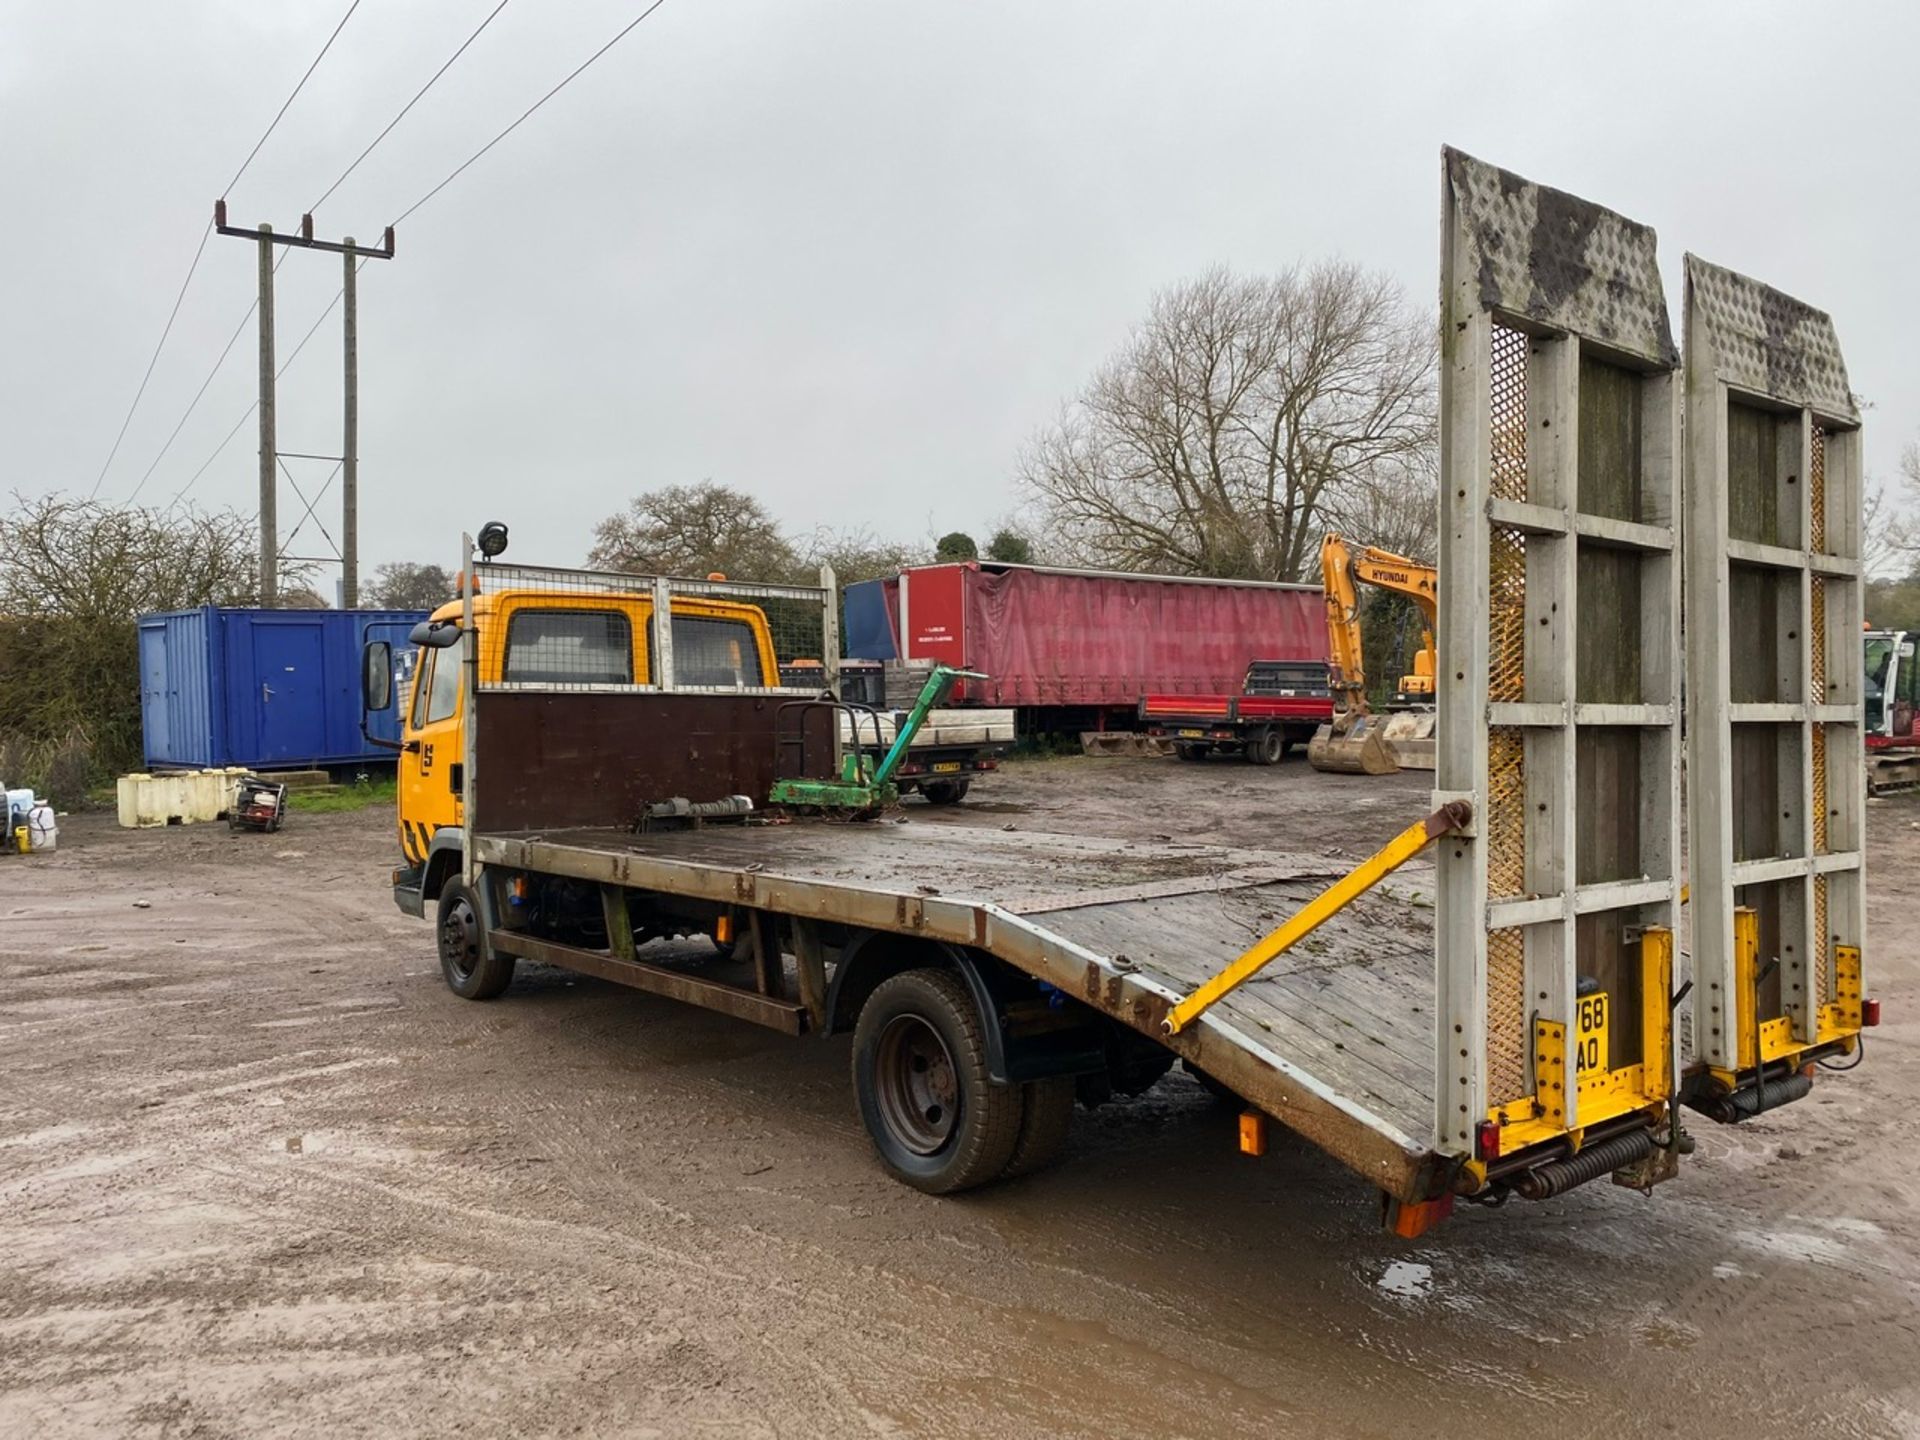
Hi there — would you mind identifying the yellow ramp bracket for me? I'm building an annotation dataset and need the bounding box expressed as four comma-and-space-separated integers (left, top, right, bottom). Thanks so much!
1163, 801, 1472, 1036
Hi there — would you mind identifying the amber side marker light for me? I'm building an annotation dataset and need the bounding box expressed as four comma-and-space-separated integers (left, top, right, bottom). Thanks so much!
1238, 1110, 1268, 1157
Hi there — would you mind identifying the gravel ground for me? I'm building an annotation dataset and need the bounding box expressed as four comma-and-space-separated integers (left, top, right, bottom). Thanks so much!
2, 753, 1915, 1438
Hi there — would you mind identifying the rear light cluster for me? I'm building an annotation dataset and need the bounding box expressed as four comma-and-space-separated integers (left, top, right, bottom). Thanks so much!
1863, 998, 1882, 1027
1474, 1119, 1502, 1162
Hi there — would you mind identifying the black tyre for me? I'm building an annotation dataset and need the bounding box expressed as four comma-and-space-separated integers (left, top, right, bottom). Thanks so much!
1002, 1076, 1075, 1179
921, 778, 971, 805
852, 968, 1024, 1194
437, 880, 516, 1000
1247, 726, 1286, 766
1175, 743, 1210, 762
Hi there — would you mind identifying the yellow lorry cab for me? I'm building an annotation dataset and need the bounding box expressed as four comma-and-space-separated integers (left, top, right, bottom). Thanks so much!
389, 582, 781, 893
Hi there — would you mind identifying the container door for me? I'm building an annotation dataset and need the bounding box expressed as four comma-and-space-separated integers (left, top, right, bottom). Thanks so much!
139, 624, 170, 765
254, 621, 328, 765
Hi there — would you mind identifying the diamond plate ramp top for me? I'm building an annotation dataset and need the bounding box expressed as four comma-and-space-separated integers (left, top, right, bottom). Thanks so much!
1445, 146, 1676, 367
1686, 255, 1857, 422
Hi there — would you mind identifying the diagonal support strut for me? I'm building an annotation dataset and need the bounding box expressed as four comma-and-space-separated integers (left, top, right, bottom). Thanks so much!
1163, 800, 1473, 1036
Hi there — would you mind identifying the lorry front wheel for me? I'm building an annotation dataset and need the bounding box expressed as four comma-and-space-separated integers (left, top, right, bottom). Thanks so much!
852, 968, 1023, 1193
921, 778, 971, 805
437, 880, 516, 1000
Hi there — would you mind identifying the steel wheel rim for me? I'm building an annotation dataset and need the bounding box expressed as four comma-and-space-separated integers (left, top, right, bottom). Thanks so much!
875, 1013, 959, 1155
440, 896, 479, 979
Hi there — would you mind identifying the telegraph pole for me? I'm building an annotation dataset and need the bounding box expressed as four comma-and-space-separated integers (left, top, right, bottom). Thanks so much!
342, 238, 358, 607
256, 224, 277, 604
215, 201, 393, 607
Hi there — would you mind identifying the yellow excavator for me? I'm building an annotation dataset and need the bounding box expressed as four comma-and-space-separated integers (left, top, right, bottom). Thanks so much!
1306, 534, 1439, 775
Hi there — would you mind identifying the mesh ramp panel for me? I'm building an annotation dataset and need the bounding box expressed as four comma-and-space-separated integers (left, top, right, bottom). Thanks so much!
1484, 323, 1531, 1104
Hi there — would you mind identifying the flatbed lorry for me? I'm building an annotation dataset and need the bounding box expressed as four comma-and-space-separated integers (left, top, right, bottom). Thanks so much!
363, 540, 1866, 1228
363, 152, 1875, 1233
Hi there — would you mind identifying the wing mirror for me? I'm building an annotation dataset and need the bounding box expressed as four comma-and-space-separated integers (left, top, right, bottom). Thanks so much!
362, 640, 393, 712
409, 618, 462, 648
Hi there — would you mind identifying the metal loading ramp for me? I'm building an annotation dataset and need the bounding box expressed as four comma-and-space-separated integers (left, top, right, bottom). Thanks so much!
476, 821, 1444, 1197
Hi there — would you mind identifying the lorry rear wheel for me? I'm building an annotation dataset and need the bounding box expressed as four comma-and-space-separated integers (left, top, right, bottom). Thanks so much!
852, 968, 1023, 1194
437, 881, 515, 1000
1001, 1076, 1074, 1179
921, 778, 971, 805
1247, 726, 1286, 766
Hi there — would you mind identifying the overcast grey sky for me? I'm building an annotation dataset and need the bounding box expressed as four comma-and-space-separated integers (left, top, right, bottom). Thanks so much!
5, 1, 1916, 581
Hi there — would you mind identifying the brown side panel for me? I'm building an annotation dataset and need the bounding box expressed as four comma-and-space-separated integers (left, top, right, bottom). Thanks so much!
473, 692, 832, 831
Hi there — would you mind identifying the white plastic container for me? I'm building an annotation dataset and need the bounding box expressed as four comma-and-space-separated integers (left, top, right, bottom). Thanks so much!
27, 803, 56, 851
116, 768, 246, 827
4, 788, 32, 840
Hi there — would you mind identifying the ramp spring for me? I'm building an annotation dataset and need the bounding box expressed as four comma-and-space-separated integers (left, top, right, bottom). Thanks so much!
1698, 1072, 1813, 1124
1511, 1127, 1654, 1201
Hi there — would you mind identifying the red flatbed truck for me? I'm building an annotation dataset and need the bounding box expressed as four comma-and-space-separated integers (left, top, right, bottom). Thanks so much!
1138, 660, 1333, 764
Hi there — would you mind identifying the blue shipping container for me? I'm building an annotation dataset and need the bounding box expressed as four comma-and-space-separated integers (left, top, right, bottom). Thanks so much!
138, 606, 427, 771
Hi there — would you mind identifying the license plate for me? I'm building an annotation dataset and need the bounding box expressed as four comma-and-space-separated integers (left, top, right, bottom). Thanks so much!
1178, 728, 1205, 738
1575, 993, 1609, 1074
931, 760, 962, 773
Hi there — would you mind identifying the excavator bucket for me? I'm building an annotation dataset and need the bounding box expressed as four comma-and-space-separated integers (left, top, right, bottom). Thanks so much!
1377, 711, 1438, 770
1307, 713, 1400, 775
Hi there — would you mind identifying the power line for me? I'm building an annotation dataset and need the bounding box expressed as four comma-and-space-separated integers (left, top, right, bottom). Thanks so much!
126, 248, 293, 505
94, 0, 363, 501
308, 0, 514, 215
391, 0, 672, 227
147, 0, 506, 508
224, 0, 365, 197
167, 261, 368, 512
88, 219, 212, 498
162, 0, 675, 512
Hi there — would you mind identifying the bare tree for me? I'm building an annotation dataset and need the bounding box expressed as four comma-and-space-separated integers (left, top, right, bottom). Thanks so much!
1019, 263, 1436, 582
365, 561, 455, 611
587, 481, 800, 581
798, 525, 926, 585
0, 493, 287, 794
0, 492, 273, 620
1323, 449, 1440, 565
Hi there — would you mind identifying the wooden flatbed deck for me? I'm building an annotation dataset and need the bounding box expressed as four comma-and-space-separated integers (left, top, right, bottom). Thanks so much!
471, 819, 1445, 1197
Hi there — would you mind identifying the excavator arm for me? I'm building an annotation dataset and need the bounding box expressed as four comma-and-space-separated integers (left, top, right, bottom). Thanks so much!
1319, 534, 1438, 712
1309, 534, 1440, 776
